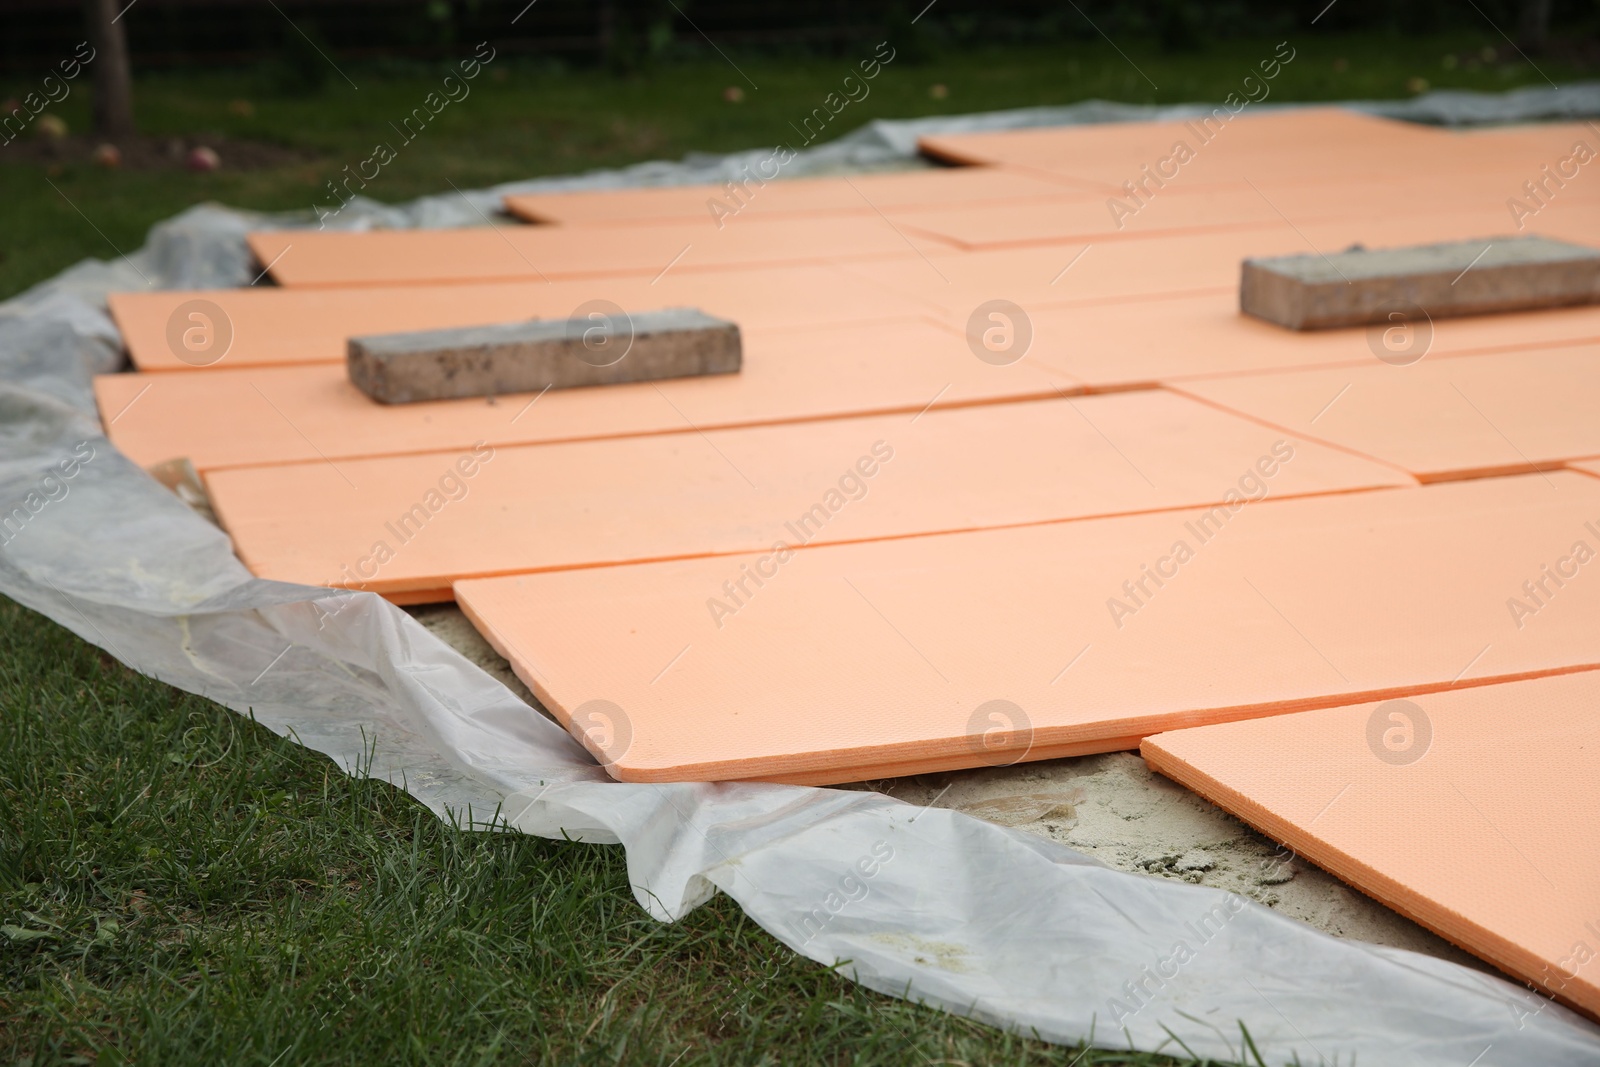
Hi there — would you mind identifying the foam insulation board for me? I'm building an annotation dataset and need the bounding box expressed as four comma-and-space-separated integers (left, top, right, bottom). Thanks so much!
893, 175, 1600, 251
830, 228, 1298, 320
503, 165, 1091, 226
203, 390, 1413, 600
452, 471, 1600, 783
1446, 119, 1600, 161
830, 212, 1600, 324
911, 107, 1600, 197
1171, 345, 1600, 482
915, 108, 1453, 181
97, 318, 1082, 471
109, 265, 936, 372
1017, 294, 1600, 389
1142, 670, 1600, 1021
245, 215, 954, 289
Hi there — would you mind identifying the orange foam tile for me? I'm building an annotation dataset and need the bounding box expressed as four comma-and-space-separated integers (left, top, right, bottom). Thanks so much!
452, 471, 1600, 784
893, 186, 1283, 249
107, 298, 1600, 477
204, 390, 1413, 599
111, 265, 930, 371
1450, 120, 1600, 160
836, 213, 1599, 321
133, 218, 1600, 380
1020, 295, 1600, 390
1142, 671, 1600, 1021
832, 229, 1289, 320
917, 108, 1450, 185
97, 318, 1083, 471
913, 107, 1371, 168
289, 169, 1592, 303
1172, 345, 1600, 482
915, 115, 1600, 237
503, 165, 1090, 227
113, 281, 589, 372
895, 171, 1600, 251
247, 215, 950, 289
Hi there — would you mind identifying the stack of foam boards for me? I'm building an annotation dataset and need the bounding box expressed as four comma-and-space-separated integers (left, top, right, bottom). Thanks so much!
97, 109, 1600, 1018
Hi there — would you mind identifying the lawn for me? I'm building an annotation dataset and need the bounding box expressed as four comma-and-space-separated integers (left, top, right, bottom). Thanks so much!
1, 29, 1589, 300
0, 28, 1590, 1065
3, 600, 1226, 1066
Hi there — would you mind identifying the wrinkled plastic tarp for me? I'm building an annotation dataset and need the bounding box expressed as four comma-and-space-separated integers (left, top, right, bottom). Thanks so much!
5, 91, 1600, 1065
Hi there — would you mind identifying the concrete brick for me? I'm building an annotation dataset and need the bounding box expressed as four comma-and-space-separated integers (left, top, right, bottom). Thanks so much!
1240, 236, 1600, 330
348, 307, 741, 404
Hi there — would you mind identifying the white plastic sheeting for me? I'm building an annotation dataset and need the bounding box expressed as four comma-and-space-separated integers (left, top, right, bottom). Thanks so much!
5, 92, 1600, 1065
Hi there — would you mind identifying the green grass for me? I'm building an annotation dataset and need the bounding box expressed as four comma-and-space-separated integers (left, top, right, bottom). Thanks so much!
0, 31, 1590, 1062
0, 600, 1219, 1065
0, 31, 1590, 299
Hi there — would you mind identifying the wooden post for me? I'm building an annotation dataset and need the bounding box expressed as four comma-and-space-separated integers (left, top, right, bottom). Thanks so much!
84, 0, 135, 138
1518, 0, 1553, 49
